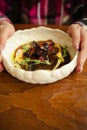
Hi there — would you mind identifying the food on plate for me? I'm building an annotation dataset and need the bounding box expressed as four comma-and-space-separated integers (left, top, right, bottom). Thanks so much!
2, 27, 77, 84
11, 39, 71, 71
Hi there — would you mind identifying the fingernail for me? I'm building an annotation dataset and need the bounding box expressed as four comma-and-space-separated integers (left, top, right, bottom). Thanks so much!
75, 44, 79, 50
76, 64, 83, 73
0, 44, 4, 52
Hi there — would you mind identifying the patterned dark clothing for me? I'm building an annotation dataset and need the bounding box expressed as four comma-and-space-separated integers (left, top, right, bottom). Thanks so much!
0, 0, 87, 25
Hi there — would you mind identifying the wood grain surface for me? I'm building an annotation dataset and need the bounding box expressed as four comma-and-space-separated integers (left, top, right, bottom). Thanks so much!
0, 24, 87, 130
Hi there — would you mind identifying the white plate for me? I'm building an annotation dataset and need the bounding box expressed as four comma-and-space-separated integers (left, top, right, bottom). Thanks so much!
2, 26, 78, 84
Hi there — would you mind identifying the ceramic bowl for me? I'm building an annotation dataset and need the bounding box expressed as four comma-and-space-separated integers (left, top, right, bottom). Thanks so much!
2, 26, 78, 84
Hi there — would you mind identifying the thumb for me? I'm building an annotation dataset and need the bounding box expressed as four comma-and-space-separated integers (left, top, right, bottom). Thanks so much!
68, 24, 81, 50
0, 29, 12, 51
0, 23, 15, 51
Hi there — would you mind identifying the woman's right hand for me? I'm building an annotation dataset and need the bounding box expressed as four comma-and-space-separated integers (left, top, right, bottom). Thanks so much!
0, 20, 15, 72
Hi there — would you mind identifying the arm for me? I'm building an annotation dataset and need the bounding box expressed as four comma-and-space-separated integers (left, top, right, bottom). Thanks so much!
75, 18, 87, 30
0, 12, 11, 23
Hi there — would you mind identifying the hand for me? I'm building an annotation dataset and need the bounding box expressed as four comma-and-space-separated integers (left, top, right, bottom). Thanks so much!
0, 20, 15, 72
67, 24, 87, 72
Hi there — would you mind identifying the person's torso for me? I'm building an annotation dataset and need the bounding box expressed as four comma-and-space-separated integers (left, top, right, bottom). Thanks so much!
0, 0, 86, 24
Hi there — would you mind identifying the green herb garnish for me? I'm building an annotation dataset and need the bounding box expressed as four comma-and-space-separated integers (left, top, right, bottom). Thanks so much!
22, 44, 30, 52
19, 58, 51, 66
62, 45, 68, 58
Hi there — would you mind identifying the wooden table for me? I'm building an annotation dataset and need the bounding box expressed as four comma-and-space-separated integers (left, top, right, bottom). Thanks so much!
0, 24, 87, 130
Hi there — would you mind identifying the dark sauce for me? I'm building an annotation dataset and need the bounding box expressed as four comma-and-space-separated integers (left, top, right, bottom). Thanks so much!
13, 40, 71, 71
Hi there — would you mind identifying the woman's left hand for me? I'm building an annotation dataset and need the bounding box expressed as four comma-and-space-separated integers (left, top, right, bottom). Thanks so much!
67, 24, 87, 72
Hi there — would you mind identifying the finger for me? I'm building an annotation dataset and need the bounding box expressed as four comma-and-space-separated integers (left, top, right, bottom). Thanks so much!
68, 24, 81, 50
0, 54, 4, 72
0, 63, 4, 72
76, 48, 87, 72
76, 27, 87, 72
0, 53, 2, 62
